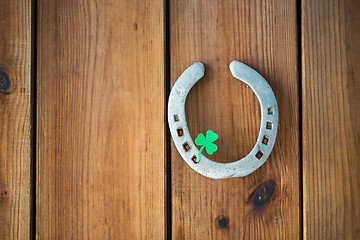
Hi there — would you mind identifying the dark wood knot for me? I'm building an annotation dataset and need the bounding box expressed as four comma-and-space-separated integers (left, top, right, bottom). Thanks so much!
216, 215, 229, 228
0, 70, 10, 93
0, 70, 10, 92
251, 180, 276, 208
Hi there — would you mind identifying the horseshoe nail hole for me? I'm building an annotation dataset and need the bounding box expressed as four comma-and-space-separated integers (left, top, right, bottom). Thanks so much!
268, 107, 274, 115
174, 115, 180, 122
182, 142, 191, 152
191, 155, 198, 164
262, 136, 269, 145
177, 128, 184, 137
255, 150, 264, 159
266, 122, 273, 130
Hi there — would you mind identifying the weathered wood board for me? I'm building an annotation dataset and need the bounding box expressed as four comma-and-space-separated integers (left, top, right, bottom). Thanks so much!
37, 0, 165, 238
170, 0, 300, 239
302, 0, 360, 238
0, 0, 33, 239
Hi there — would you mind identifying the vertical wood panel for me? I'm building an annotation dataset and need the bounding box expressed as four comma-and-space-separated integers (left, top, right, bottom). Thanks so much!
170, 0, 300, 239
37, 0, 165, 238
0, 0, 33, 239
302, 0, 360, 238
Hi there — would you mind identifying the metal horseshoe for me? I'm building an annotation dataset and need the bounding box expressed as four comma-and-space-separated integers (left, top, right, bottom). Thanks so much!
168, 61, 278, 179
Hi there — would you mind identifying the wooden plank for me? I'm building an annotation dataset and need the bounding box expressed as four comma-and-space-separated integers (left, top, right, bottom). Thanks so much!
302, 0, 360, 238
37, 0, 165, 238
170, 0, 300, 239
0, 0, 33, 239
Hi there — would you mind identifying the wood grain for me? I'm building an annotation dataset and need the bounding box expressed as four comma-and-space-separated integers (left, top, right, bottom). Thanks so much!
0, 0, 33, 239
302, 0, 360, 238
170, 0, 300, 239
37, 0, 165, 238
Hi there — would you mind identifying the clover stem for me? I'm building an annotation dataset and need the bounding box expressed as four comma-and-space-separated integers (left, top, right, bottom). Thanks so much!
197, 145, 206, 162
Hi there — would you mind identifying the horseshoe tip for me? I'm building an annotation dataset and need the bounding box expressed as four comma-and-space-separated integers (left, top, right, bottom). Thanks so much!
192, 61, 205, 72
185, 62, 205, 79
229, 60, 242, 74
230, 60, 239, 65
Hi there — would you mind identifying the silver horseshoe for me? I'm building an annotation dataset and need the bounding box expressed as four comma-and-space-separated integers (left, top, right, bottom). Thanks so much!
168, 61, 278, 179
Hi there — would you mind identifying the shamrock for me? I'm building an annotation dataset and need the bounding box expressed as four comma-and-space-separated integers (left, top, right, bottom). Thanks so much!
195, 130, 219, 162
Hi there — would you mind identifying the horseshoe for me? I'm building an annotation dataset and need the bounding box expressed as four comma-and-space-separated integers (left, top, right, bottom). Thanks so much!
168, 61, 278, 179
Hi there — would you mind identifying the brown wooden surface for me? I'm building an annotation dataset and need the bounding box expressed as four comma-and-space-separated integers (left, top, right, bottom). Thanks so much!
0, 0, 358, 238
0, 0, 33, 239
37, 0, 165, 238
302, 0, 360, 238
170, 0, 300, 239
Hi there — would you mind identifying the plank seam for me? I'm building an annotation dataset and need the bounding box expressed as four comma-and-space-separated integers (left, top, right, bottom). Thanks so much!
30, 0, 37, 238
297, 0, 304, 239
165, 0, 172, 239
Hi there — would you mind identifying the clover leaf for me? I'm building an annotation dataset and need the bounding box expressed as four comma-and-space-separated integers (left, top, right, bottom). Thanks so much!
195, 130, 218, 162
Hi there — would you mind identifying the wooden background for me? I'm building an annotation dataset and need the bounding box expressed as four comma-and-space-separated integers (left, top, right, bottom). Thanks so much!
0, 0, 359, 239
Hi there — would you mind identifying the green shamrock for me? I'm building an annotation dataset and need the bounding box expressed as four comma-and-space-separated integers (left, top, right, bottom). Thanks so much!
195, 130, 219, 162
